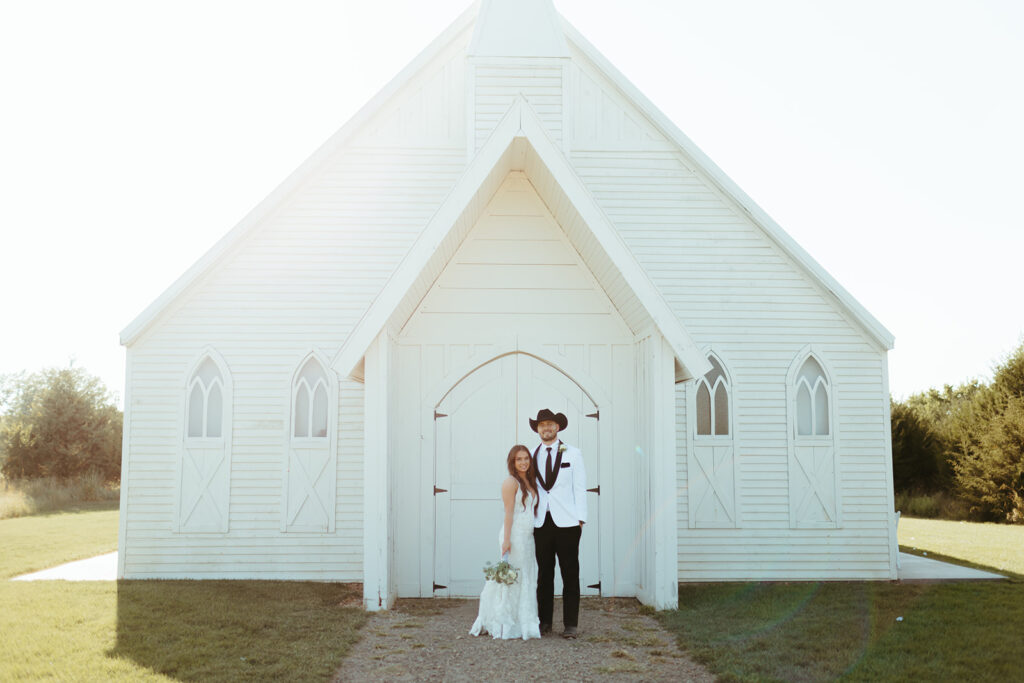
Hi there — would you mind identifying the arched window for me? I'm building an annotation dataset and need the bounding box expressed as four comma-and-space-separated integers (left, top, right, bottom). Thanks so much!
284, 352, 337, 533
187, 357, 224, 439
695, 356, 730, 437
178, 349, 232, 533
293, 358, 329, 438
787, 349, 839, 529
795, 356, 829, 437
687, 351, 737, 528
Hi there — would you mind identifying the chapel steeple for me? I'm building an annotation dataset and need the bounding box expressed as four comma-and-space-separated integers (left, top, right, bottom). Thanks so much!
468, 0, 570, 59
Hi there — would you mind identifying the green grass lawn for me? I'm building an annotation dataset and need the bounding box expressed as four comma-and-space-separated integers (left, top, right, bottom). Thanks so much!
8, 503, 1024, 681
899, 516, 1024, 575
0, 501, 119, 579
1, 505, 367, 682
658, 519, 1024, 682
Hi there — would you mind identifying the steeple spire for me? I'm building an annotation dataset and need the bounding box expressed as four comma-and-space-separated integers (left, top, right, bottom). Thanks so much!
468, 0, 569, 59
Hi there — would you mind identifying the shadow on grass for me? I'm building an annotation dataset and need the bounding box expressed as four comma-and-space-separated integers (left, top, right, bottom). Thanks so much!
659, 579, 1024, 682
109, 580, 367, 682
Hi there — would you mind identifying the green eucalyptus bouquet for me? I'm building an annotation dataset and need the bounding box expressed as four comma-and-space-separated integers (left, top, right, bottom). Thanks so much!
483, 558, 519, 585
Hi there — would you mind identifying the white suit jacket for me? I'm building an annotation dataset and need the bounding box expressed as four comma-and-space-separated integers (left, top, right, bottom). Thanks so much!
532, 440, 587, 528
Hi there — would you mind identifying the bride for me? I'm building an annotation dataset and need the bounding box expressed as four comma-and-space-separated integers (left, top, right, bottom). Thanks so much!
469, 444, 542, 640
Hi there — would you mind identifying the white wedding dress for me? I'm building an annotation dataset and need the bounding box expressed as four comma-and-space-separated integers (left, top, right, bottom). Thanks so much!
469, 492, 541, 640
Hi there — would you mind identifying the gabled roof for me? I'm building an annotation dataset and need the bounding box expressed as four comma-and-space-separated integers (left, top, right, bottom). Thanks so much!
122, 0, 893, 353
558, 18, 895, 351
331, 97, 713, 380
119, 4, 480, 346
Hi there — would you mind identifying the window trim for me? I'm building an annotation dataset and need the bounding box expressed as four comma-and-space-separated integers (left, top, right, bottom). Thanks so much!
177, 347, 233, 533
283, 350, 339, 533
685, 348, 739, 528
785, 345, 841, 529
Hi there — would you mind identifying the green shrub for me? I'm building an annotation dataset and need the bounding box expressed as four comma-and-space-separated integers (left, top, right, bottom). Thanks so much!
894, 339, 1024, 524
0, 473, 119, 519
954, 395, 1024, 523
0, 367, 122, 482
890, 400, 944, 492
895, 490, 971, 521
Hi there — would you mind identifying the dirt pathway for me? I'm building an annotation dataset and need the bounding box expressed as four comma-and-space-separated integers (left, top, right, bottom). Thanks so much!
333, 597, 713, 682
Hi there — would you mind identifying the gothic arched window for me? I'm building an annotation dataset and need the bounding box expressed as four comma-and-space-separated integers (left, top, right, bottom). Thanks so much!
695, 355, 730, 437
293, 357, 329, 439
187, 357, 224, 439
795, 356, 830, 437
178, 349, 232, 533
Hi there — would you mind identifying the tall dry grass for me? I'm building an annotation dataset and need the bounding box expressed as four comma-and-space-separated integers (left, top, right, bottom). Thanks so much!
0, 474, 119, 519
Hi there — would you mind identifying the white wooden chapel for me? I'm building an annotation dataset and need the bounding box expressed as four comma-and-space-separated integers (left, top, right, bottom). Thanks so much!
118, 0, 898, 610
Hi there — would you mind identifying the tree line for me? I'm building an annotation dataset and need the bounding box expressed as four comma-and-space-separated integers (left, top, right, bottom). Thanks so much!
0, 366, 122, 482
891, 340, 1024, 523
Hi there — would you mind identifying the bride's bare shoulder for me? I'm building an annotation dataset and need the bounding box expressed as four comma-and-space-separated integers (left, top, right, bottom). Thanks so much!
501, 476, 519, 492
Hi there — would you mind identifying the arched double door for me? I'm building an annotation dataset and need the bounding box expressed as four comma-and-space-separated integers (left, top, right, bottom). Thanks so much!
433, 353, 600, 597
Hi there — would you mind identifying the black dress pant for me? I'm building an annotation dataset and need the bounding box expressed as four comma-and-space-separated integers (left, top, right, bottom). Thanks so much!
534, 511, 582, 628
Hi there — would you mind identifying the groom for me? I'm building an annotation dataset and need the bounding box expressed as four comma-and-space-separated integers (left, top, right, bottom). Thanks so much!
530, 408, 587, 639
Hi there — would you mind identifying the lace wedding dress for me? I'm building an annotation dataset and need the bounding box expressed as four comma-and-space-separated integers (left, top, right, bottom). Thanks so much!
469, 492, 541, 640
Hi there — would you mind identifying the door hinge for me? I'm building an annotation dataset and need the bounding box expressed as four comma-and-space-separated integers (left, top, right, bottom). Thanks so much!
434, 411, 448, 419
433, 486, 447, 495
587, 581, 601, 591
433, 582, 447, 591
586, 411, 599, 420
587, 485, 600, 495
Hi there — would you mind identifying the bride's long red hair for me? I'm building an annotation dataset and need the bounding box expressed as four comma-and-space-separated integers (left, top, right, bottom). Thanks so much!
506, 444, 539, 513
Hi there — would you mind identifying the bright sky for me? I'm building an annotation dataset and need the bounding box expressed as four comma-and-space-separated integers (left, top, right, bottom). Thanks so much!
1, 0, 1021, 407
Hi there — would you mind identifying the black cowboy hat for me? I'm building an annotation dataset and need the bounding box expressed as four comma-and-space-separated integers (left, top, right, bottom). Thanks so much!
529, 408, 568, 432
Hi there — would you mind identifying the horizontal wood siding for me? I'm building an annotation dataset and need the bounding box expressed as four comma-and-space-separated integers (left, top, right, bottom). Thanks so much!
123, 352, 367, 579
523, 144, 649, 335
566, 92, 890, 578
400, 171, 632, 343
358, 41, 466, 148
474, 64, 563, 150
123, 71, 466, 577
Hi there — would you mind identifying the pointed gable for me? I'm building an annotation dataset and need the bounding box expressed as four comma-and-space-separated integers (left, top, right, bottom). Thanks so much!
332, 98, 713, 380
122, 0, 893, 355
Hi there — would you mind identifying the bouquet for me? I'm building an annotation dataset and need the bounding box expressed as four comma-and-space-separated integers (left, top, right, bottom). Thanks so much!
482, 558, 520, 586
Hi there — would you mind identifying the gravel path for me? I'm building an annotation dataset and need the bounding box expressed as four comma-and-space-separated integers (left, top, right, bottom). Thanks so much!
333, 597, 713, 682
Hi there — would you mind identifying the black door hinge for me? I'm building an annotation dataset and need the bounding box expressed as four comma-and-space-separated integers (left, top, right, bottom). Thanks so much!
586, 411, 599, 420
434, 486, 447, 495
587, 485, 600, 495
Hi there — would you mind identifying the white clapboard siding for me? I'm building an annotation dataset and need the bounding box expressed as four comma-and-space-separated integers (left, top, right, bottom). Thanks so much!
124, 351, 365, 579
359, 34, 468, 148
561, 77, 891, 578
400, 172, 632, 342
123, 1, 896, 589
570, 58, 673, 151
473, 64, 563, 150
122, 105, 465, 579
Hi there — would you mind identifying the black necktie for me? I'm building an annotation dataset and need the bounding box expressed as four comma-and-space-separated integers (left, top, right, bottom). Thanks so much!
545, 447, 553, 487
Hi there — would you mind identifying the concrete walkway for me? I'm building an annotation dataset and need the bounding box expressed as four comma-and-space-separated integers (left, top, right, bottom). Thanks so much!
11, 551, 118, 581
9, 551, 1005, 582
897, 551, 1004, 581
